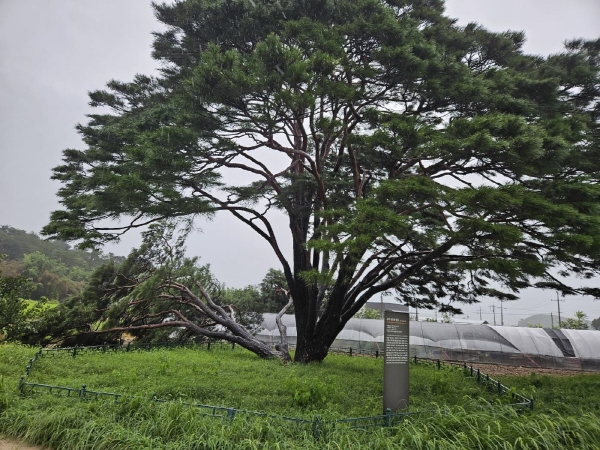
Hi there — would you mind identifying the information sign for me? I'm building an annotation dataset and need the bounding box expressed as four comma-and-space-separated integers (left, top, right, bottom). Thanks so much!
383, 310, 409, 412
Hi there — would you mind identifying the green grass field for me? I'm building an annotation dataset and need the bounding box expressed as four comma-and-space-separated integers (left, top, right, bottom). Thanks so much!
23, 299, 59, 311
497, 371, 600, 415
17, 346, 498, 417
1, 343, 600, 449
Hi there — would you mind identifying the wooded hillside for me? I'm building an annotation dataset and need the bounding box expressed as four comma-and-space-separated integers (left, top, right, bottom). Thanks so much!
0, 225, 123, 300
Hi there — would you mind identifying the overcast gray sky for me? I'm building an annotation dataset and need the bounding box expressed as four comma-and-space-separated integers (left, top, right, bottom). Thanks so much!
1, 0, 599, 324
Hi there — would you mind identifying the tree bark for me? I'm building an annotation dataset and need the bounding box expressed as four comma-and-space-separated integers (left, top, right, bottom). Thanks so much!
274, 291, 293, 362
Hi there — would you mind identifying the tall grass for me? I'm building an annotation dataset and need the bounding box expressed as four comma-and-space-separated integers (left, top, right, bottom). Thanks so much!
3, 395, 600, 449
2, 343, 600, 449
498, 372, 600, 415
19, 347, 492, 417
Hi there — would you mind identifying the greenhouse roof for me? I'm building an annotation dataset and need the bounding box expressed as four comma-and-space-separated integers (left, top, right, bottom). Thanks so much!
257, 314, 600, 359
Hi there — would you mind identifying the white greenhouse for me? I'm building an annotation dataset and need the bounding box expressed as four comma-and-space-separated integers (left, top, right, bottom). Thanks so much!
256, 314, 600, 371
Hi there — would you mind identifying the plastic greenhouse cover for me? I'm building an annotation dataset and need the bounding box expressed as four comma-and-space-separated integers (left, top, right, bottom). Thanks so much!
491, 326, 563, 357
497, 327, 540, 355
258, 314, 600, 359
526, 328, 567, 356
561, 330, 600, 359
343, 318, 384, 338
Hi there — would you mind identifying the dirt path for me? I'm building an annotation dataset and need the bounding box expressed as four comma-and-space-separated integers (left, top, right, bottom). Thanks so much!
466, 362, 597, 377
0, 438, 47, 450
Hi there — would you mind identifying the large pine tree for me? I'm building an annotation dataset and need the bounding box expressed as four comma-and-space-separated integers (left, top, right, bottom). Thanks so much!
44, 0, 600, 362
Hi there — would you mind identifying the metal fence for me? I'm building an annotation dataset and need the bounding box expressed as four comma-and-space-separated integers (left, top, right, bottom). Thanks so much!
17, 340, 533, 438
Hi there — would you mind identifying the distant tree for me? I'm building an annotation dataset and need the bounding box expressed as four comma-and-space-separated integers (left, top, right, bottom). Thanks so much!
0, 226, 62, 260
224, 285, 262, 308
592, 317, 600, 331
258, 269, 292, 314
0, 226, 125, 302
22, 251, 63, 278
559, 311, 589, 330
221, 285, 265, 330
0, 225, 118, 269
223, 268, 290, 314
21, 251, 86, 300
42, 0, 600, 362
441, 313, 453, 324
0, 255, 44, 342
354, 306, 382, 319
0, 258, 24, 278
25, 261, 124, 346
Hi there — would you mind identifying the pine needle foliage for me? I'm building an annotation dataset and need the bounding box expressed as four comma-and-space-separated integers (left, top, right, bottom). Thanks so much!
42, 0, 600, 362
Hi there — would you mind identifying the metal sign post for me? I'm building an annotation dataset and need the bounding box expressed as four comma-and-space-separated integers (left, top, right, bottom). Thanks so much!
383, 310, 409, 413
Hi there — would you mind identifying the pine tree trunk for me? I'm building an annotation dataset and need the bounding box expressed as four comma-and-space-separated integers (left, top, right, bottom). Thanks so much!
293, 334, 331, 363
293, 309, 342, 363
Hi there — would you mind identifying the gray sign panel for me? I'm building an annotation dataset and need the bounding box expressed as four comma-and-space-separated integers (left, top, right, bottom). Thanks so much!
383, 310, 409, 412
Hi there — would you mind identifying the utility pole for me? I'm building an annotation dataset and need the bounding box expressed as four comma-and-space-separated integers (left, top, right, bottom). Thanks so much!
551, 292, 564, 327
500, 300, 505, 326
479, 307, 482, 321
489, 305, 496, 326
551, 312, 554, 328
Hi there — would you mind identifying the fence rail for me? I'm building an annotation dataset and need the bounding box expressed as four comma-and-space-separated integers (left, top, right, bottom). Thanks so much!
17, 340, 534, 439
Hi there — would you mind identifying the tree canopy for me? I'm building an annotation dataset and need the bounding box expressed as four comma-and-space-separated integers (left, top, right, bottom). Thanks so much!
43, 0, 600, 362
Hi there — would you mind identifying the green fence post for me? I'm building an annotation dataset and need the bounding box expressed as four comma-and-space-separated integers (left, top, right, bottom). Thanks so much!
437, 359, 441, 370
126, 342, 131, 352
18, 376, 24, 394
530, 399, 534, 411
79, 384, 87, 400
312, 415, 321, 440
207, 341, 211, 350
497, 380, 502, 395
102, 342, 107, 353
232, 342, 235, 350
227, 408, 236, 421
477, 368, 480, 383
25, 361, 32, 376
349, 347, 353, 357
414, 355, 417, 364
385, 408, 392, 427
375, 350, 379, 358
